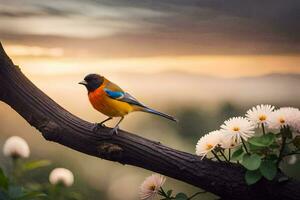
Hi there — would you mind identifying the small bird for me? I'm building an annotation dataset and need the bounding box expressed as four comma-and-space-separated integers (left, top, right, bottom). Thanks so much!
79, 74, 177, 134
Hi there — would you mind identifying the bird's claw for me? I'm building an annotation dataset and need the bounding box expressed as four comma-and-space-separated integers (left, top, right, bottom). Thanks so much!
109, 126, 119, 135
93, 123, 106, 132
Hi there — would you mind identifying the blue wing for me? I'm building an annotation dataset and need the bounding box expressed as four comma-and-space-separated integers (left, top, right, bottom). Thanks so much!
104, 88, 145, 107
104, 88, 124, 99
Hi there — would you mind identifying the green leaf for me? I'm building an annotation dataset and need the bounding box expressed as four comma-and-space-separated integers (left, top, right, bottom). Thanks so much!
266, 154, 278, 163
245, 170, 262, 185
241, 154, 262, 170
260, 160, 277, 181
166, 190, 173, 197
231, 147, 244, 161
248, 133, 275, 147
15, 192, 47, 200
248, 143, 264, 152
21, 160, 51, 172
175, 193, 188, 200
0, 168, 9, 190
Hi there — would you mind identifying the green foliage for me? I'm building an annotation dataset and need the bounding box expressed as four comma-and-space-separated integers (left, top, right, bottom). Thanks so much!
248, 133, 275, 147
259, 160, 277, 181
228, 132, 288, 185
266, 154, 278, 163
174, 193, 188, 200
241, 154, 262, 171
0, 156, 83, 200
220, 123, 300, 185
231, 147, 244, 161
245, 170, 262, 185
292, 136, 300, 148
0, 167, 46, 200
166, 190, 173, 197
0, 168, 9, 190
159, 187, 205, 200
21, 160, 51, 172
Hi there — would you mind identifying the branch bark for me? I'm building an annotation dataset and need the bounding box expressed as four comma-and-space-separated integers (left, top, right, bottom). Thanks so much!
0, 42, 299, 200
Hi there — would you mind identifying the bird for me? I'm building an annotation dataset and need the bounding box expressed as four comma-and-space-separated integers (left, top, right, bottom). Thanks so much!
79, 74, 177, 134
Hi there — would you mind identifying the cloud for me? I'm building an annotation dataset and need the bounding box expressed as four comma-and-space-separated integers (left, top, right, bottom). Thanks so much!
0, 0, 299, 56
5, 45, 64, 57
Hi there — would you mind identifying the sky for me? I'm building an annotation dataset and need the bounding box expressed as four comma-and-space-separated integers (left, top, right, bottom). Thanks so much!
0, 0, 299, 77
1, 2, 300, 199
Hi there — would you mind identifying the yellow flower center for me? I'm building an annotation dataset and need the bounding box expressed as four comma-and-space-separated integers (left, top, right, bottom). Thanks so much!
149, 185, 156, 191
233, 127, 240, 132
206, 144, 213, 150
259, 115, 267, 121
279, 117, 285, 124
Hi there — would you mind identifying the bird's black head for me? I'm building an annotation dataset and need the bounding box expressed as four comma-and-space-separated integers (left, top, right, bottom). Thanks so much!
79, 74, 104, 92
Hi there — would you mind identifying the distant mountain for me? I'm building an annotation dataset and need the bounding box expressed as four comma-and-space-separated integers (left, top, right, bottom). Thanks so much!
115, 72, 300, 106
30, 72, 300, 109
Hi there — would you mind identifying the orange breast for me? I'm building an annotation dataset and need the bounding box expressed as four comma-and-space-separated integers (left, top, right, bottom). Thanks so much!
88, 86, 134, 117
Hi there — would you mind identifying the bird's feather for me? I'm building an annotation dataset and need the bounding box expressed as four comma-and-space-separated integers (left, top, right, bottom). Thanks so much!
105, 81, 124, 92
104, 88, 124, 99
104, 88, 146, 107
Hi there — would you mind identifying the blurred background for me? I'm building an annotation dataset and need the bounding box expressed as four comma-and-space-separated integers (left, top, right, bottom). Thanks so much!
0, 0, 300, 199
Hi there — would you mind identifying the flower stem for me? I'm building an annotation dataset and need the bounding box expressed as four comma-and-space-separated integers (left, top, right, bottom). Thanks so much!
241, 138, 249, 154
187, 191, 206, 200
11, 157, 20, 184
211, 150, 222, 162
262, 123, 266, 135
228, 148, 231, 162
158, 187, 167, 197
277, 135, 287, 168
219, 150, 229, 162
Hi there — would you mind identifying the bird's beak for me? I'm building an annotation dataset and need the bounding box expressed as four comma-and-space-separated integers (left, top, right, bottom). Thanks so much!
78, 80, 87, 86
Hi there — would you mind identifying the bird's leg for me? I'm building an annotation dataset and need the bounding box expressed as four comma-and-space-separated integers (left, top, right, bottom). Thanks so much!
110, 117, 124, 135
93, 117, 113, 131
98, 117, 113, 127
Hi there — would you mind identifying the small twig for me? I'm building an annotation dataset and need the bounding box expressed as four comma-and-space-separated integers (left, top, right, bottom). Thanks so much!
241, 138, 249, 154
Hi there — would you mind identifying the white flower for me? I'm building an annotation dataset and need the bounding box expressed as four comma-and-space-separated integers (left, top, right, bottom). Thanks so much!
49, 168, 74, 187
220, 117, 255, 143
3, 136, 30, 158
246, 104, 275, 127
195, 130, 221, 158
219, 134, 241, 149
269, 107, 300, 131
139, 174, 166, 200
289, 109, 300, 133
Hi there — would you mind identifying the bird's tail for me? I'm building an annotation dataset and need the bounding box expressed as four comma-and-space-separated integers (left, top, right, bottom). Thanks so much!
141, 107, 178, 122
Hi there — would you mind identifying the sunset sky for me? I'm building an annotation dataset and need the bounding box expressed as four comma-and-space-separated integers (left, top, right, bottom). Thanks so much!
1, 3, 300, 199
0, 0, 299, 77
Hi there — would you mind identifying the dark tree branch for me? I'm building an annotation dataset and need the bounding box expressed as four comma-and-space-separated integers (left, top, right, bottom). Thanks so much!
0, 42, 299, 200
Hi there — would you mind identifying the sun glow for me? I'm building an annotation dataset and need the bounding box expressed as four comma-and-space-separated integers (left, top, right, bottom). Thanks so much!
9, 53, 300, 78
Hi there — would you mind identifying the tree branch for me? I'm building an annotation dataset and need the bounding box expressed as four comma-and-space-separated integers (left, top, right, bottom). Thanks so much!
0, 42, 299, 200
